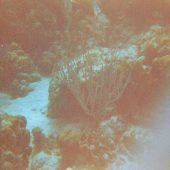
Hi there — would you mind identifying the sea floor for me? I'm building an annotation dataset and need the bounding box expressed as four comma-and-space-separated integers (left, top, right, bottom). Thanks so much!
0, 77, 54, 135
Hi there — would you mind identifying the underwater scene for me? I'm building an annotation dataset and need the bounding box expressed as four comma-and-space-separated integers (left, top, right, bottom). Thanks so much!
0, 0, 170, 170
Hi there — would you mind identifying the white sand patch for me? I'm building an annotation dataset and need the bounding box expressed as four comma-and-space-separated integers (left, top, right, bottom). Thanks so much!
0, 78, 54, 135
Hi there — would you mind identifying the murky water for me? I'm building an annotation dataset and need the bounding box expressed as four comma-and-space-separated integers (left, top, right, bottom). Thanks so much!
0, 1, 170, 170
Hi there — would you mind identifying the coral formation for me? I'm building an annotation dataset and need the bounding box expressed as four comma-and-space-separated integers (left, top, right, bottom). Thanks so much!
0, 42, 40, 97
0, 0, 65, 51
100, 0, 170, 28
48, 48, 132, 123
31, 127, 46, 155
55, 116, 148, 170
37, 42, 67, 76
117, 26, 170, 124
29, 127, 61, 170
0, 112, 31, 170
47, 24, 170, 169
137, 25, 170, 61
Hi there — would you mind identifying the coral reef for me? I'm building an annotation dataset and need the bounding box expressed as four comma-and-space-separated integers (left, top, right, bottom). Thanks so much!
47, 24, 170, 169
99, 0, 170, 28
31, 127, 47, 155
0, 42, 41, 97
47, 46, 152, 169
0, 0, 106, 59
48, 48, 132, 123
29, 127, 61, 170
117, 26, 170, 124
153, 55, 170, 75
0, 0, 65, 51
137, 25, 170, 61
37, 42, 67, 76
55, 116, 148, 170
58, 126, 115, 170
48, 30, 170, 124
0, 112, 31, 170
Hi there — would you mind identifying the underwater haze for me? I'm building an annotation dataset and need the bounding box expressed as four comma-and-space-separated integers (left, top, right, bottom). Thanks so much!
0, 0, 170, 170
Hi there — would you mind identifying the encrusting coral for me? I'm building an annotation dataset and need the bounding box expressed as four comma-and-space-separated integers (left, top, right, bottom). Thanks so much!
55, 115, 148, 170
117, 25, 170, 124
0, 112, 31, 170
0, 42, 41, 97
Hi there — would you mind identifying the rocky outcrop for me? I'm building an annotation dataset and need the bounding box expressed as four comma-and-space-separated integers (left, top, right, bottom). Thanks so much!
55, 115, 148, 170
37, 42, 66, 76
0, 42, 41, 97
0, 112, 31, 170
48, 48, 132, 123
47, 25, 170, 168
117, 25, 170, 124
137, 26, 170, 76
136, 25, 170, 62
0, 0, 65, 51
99, 0, 170, 28
47, 47, 152, 169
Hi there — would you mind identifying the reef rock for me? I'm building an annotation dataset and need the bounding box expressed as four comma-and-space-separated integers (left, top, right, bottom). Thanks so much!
38, 42, 66, 76
99, 0, 170, 27
55, 115, 149, 170
48, 48, 132, 123
117, 26, 170, 124
0, 42, 41, 97
137, 25, 170, 63
0, 112, 31, 170
29, 127, 61, 170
